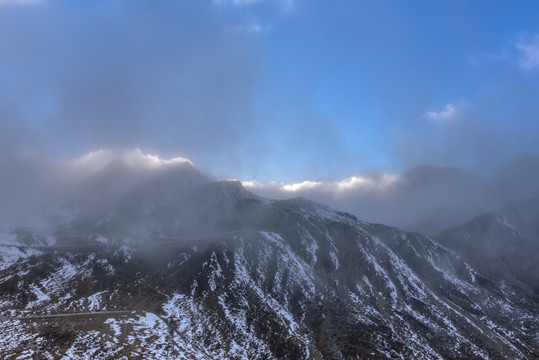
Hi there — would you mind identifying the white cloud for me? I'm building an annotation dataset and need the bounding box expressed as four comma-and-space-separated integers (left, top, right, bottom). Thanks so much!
516, 33, 539, 71
68, 148, 195, 174
424, 103, 459, 122
469, 32, 539, 71
334, 175, 397, 191
282, 180, 322, 192
242, 173, 397, 195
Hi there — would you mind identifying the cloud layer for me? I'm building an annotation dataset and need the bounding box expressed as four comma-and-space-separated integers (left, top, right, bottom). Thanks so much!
2, 145, 539, 239
1, 1, 539, 188
0, 148, 198, 226
0, 0, 257, 173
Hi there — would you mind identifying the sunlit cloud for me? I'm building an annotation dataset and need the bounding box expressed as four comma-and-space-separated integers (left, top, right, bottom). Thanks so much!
68, 148, 195, 174
334, 174, 398, 191
242, 173, 398, 195
282, 180, 322, 192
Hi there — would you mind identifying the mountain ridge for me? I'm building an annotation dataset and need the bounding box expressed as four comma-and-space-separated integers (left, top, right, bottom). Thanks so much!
1, 171, 538, 359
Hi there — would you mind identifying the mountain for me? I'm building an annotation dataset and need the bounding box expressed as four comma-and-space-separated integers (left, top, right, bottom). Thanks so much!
437, 197, 539, 295
1, 169, 538, 359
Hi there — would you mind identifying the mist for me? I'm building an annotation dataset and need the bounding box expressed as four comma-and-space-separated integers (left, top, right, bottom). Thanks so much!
2, 0, 539, 235
244, 155, 539, 235
1, 145, 538, 240
0, 0, 258, 173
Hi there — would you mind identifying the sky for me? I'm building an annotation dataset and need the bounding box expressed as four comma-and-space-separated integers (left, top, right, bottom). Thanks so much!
1, 0, 539, 186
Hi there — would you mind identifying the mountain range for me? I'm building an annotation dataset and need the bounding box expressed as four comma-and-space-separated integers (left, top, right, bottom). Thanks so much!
0, 159, 538, 359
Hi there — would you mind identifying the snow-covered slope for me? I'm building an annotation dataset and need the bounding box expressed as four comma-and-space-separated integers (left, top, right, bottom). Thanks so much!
0, 177, 538, 359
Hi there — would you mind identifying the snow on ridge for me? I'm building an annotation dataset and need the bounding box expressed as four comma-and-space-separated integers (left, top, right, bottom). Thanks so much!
362, 251, 398, 307
26, 284, 52, 309
232, 247, 307, 339
163, 291, 273, 359
204, 251, 224, 292
259, 231, 315, 294
329, 250, 339, 270
297, 224, 319, 265
0, 246, 43, 271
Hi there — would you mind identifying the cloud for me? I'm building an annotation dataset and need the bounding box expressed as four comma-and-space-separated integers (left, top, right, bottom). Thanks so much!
410, 31, 539, 176
0, 1, 258, 176
0, 148, 198, 226
242, 173, 398, 198
472, 32, 539, 71
68, 148, 195, 174
2, 146, 539, 239
283, 180, 322, 192
241, 167, 488, 232
516, 33, 539, 71
241, 173, 403, 225
424, 103, 459, 122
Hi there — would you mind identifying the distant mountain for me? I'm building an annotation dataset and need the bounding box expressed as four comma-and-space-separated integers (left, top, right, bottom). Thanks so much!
437, 197, 539, 295
1, 169, 538, 358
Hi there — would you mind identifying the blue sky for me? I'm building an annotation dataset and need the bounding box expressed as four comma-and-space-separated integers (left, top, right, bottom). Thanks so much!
1, 0, 539, 183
